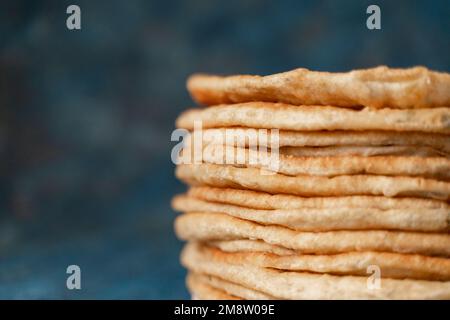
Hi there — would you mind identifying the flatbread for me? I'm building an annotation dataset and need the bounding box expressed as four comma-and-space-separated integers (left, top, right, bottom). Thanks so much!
176, 103, 450, 134
181, 243, 450, 299
182, 144, 450, 180
188, 272, 275, 300
280, 145, 448, 157
187, 66, 450, 109
209, 239, 298, 256
172, 195, 450, 232
192, 128, 450, 153
186, 186, 449, 210
186, 273, 240, 300
196, 243, 450, 281
183, 129, 450, 157
174, 213, 450, 256
176, 164, 450, 200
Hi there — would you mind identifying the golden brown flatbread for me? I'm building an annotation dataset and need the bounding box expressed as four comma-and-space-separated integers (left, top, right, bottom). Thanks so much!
172, 194, 450, 232
176, 103, 450, 134
176, 164, 450, 200
186, 186, 449, 210
196, 243, 450, 281
187, 66, 450, 109
182, 242, 450, 299
181, 144, 450, 180
191, 128, 450, 153
175, 213, 450, 256
279, 145, 448, 157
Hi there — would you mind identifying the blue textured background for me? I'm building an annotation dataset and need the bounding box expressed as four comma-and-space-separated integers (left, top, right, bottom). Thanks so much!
0, 0, 449, 299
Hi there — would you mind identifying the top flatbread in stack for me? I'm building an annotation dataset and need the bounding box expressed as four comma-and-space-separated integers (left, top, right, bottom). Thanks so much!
173, 66, 450, 300
187, 66, 450, 109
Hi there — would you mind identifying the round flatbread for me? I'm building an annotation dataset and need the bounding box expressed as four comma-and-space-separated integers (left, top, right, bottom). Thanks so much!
197, 243, 450, 281
186, 186, 449, 210
176, 103, 450, 134
180, 144, 450, 180
279, 145, 448, 157
172, 194, 450, 232
191, 128, 450, 153
175, 213, 450, 256
182, 242, 450, 299
176, 164, 450, 200
187, 66, 450, 109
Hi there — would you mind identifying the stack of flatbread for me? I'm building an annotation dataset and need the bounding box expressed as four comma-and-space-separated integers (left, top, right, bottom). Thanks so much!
172, 66, 450, 299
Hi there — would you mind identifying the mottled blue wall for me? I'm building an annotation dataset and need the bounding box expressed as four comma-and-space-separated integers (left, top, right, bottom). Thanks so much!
0, 0, 449, 299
